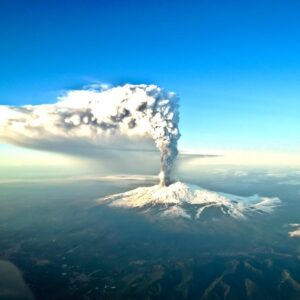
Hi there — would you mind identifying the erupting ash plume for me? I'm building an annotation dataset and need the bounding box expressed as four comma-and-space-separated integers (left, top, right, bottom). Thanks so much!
0, 84, 180, 186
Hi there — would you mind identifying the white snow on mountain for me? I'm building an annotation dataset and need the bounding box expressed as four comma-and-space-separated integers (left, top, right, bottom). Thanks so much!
98, 182, 281, 220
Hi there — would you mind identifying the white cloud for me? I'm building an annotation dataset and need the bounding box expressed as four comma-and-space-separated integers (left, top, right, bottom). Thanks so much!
278, 180, 300, 186
285, 224, 300, 238
0, 174, 157, 185
289, 229, 300, 237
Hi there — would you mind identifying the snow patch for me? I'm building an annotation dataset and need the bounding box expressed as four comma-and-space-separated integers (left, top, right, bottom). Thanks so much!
98, 182, 281, 220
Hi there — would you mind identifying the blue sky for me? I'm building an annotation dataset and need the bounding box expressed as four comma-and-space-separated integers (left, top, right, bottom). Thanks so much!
1, 0, 300, 155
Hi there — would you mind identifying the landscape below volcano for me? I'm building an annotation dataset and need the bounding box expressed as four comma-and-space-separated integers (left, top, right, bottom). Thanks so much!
1, 166, 300, 300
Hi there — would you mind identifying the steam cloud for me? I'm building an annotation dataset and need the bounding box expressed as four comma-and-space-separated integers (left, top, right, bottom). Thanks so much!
0, 84, 180, 186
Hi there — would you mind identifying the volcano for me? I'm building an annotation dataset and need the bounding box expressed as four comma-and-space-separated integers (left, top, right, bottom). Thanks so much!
98, 182, 281, 220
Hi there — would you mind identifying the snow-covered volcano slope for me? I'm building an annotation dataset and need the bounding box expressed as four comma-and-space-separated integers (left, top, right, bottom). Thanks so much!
99, 182, 281, 220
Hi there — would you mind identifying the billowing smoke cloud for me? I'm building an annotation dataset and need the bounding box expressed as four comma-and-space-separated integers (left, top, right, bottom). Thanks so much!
0, 84, 180, 186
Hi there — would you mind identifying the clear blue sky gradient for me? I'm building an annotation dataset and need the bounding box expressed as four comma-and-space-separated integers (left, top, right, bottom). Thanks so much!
1, 0, 300, 152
